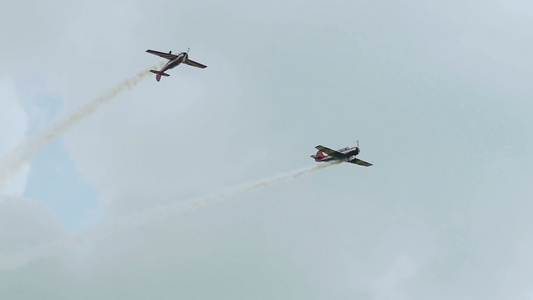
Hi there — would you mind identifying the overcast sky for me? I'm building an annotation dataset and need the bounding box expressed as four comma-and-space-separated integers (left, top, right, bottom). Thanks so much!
1, 0, 533, 299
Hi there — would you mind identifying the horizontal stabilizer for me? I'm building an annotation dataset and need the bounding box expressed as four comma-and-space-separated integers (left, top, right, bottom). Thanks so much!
150, 70, 170, 76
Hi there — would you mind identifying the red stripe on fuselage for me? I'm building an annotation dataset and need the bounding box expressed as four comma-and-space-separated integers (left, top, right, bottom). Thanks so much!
158, 53, 186, 74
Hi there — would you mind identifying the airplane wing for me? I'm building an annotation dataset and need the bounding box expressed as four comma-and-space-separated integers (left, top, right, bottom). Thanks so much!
315, 145, 348, 159
348, 158, 373, 167
183, 59, 207, 69
146, 49, 178, 60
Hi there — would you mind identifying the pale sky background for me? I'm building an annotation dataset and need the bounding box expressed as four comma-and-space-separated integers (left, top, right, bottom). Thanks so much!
1, 0, 533, 299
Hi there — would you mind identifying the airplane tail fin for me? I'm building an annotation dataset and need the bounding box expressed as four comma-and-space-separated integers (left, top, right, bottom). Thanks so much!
149, 70, 170, 82
310, 150, 326, 161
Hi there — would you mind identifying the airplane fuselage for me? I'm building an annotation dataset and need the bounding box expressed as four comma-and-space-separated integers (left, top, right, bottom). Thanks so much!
334, 147, 360, 161
339, 147, 360, 158
315, 146, 360, 162
159, 52, 188, 74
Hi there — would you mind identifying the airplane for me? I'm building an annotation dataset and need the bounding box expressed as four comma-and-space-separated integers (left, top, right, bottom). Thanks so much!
311, 141, 373, 167
146, 48, 207, 82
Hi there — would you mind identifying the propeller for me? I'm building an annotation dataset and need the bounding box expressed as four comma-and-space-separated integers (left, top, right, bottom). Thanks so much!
357, 140, 360, 148
187, 47, 190, 54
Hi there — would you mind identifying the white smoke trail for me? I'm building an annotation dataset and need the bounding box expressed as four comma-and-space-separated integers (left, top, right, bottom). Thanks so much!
0, 161, 340, 270
0, 63, 163, 184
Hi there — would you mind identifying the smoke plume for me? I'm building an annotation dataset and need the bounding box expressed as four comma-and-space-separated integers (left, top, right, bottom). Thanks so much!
0, 161, 341, 270
0, 63, 163, 184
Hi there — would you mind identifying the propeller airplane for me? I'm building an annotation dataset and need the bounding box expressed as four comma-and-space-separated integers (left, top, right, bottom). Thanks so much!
311, 141, 373, 167
146, 48, 207, 82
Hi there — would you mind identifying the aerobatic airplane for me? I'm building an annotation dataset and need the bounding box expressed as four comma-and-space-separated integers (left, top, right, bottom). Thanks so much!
146, 48, 207, 82
311, 141, 373, 167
